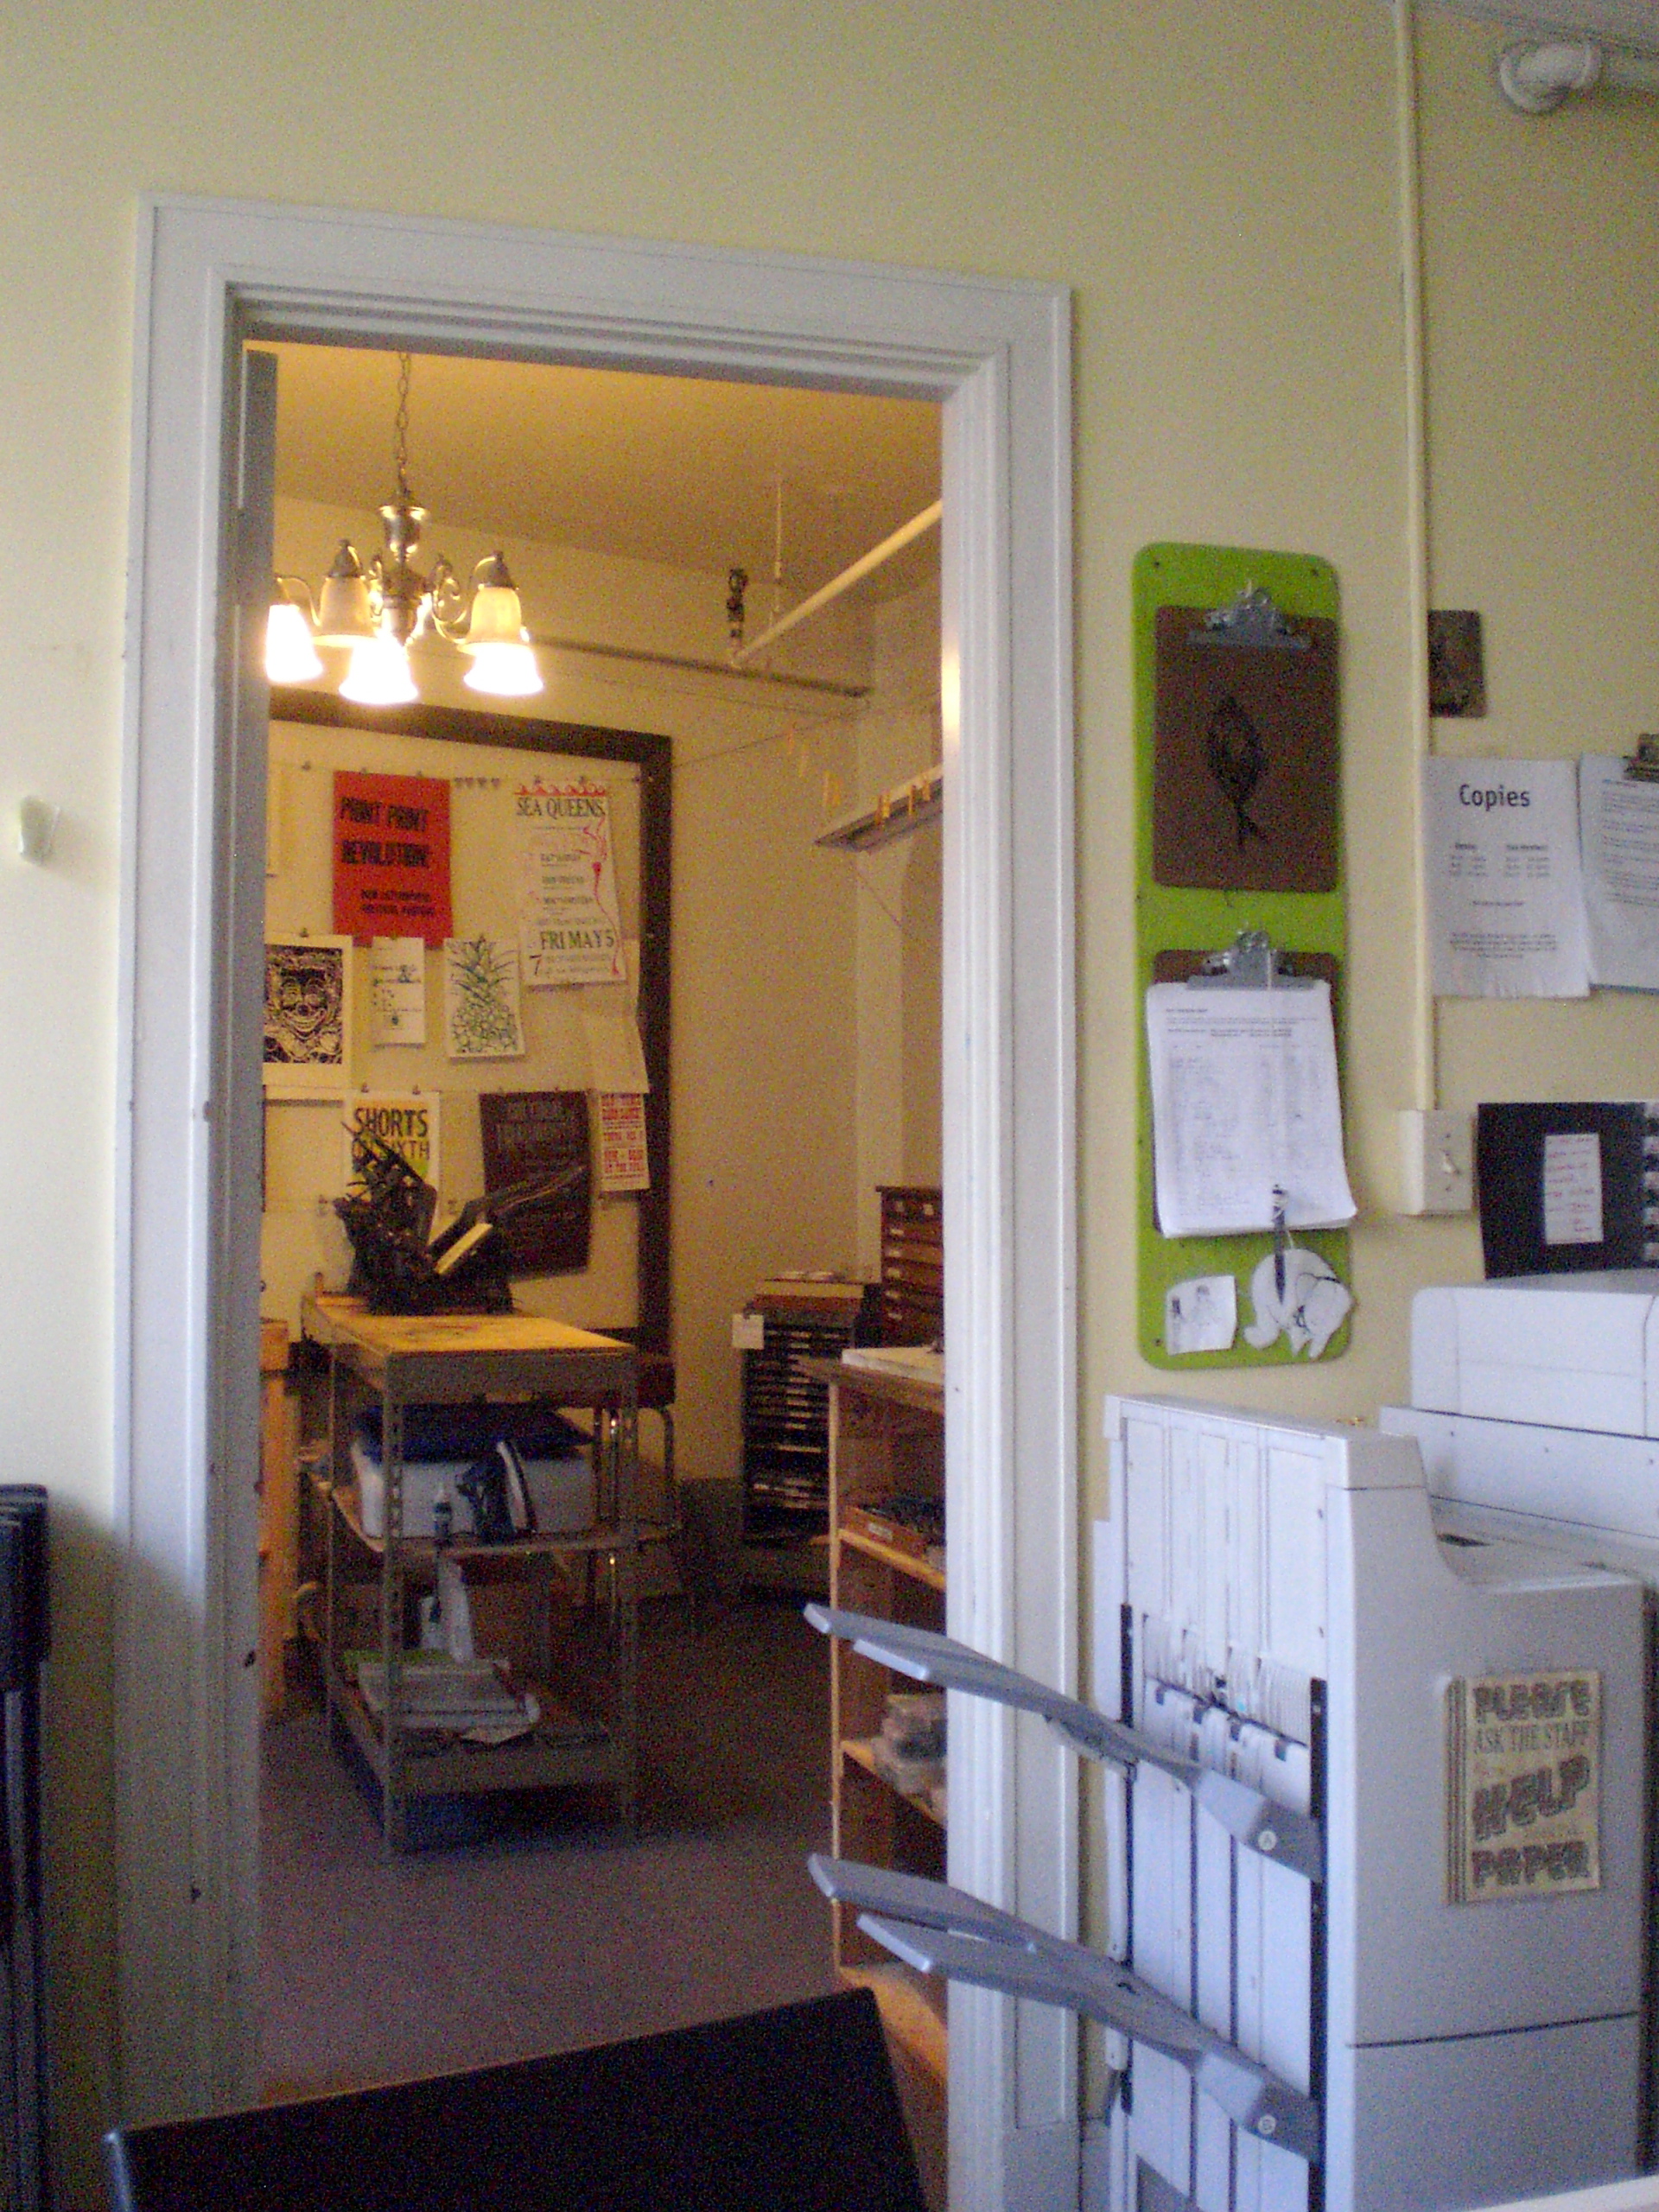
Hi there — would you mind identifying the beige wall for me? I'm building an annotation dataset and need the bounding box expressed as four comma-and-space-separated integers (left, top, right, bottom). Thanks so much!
3, 2, 1658, 2196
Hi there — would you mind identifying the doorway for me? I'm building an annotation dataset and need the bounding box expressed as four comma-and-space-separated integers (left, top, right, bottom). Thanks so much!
116, 196, 1075, 2212
255, 339, 945, 2116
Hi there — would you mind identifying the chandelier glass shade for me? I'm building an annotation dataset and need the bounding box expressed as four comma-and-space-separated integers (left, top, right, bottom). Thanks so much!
264, 353, 543, 705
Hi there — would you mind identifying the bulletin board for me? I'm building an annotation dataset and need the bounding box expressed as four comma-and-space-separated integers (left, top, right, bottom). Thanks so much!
263, 690, 671, 1350
1134, 543, 1351, 1368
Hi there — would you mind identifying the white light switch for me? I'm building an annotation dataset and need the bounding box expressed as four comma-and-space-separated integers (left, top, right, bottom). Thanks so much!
1399, 1108, 1474, 1215
16, 797, 59, 863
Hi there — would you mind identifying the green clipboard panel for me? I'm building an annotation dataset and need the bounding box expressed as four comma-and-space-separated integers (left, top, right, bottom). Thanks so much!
1134, 543, 1351, 1369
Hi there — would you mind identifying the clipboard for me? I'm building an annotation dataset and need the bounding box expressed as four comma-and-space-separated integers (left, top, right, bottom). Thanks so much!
1135, 544, 1351, 1369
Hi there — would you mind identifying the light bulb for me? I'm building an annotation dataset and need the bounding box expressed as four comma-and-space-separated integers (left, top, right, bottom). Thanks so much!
264, 597, 323, 683
340, 634, 418, 707
463, 640, 543, 698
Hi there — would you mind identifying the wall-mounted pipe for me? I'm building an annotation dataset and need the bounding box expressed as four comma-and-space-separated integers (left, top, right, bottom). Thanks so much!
1500, 37, 1659, 111
729, 499, 942, 667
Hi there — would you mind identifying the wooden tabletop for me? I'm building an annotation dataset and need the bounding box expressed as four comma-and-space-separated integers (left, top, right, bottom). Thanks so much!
798, 1352, 945, 1417
299, 1296, 639, 1405
303, 1294, 626, 1359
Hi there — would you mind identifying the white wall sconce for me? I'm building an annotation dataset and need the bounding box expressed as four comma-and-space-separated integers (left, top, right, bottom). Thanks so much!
15, 798, 60, 864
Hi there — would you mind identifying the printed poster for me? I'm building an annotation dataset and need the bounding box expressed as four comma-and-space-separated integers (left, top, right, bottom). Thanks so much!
342, 1092, 441, 1192
1446, 1670, 1600, 1904
333, 770, 452, 947
1580, 754, 1659, 989
367, 936, 427, 1046
443, 937, 525, 1061
514, 776, 626, 985
597, 1092, 651, 1192
264, 934, 353, 1096
478, 1091, 591, 1274
1424, 759, 1590, 998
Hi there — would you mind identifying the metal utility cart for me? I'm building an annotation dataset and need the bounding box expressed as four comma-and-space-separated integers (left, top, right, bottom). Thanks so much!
301, 1294, 640, 1853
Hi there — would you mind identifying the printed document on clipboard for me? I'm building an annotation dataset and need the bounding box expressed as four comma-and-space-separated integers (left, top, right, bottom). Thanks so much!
1145, 980, 1356, 1237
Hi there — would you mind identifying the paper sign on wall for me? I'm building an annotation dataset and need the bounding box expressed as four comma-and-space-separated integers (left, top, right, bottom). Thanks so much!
342, 1092, 441, 1192
514, 777, 626, 985
478, 1091, 591, 1274
367, 937, 427, 1046
264, 934, 353, 1096
582, 1007, 651, 1094
1579, 755, 1659, 989
333, 771, 452, 946
443, 937, 525, 1061
1424, 759, 1590, 998
1447, 1671, 1601, 1904
597, 1091, 650, 1192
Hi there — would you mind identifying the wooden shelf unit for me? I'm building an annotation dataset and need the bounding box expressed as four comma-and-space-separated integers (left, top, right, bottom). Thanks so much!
300, 1294, 642, 1855
821, 1353, 948, 2195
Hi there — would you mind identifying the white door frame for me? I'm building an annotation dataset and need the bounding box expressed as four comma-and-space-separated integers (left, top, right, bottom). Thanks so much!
117, 195, 1076, 2212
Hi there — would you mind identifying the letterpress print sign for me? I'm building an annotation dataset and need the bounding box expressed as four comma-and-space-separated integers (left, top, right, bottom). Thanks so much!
341, 1092, 441, 1194
264, 934, 353, 1096
332, 771, 452, 946
443, 937, 525, 1061
514, 777, 626, 986
1446, 1670, 1601, 1903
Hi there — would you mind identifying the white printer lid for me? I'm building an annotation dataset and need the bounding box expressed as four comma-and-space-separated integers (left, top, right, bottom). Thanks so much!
1412, 1272, 1659, 1438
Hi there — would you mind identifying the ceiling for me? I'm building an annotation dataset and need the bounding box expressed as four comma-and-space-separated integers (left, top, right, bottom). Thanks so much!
269, 341, 943, 610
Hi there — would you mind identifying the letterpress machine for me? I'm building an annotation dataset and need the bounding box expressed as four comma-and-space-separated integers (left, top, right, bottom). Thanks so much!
811, 1393, 1648, 2212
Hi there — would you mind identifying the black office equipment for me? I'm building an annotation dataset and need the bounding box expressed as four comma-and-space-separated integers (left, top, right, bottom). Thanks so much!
0, 1487, 50, 2212
1475, 1100, 1656, 1277
103, 1989, 926, 2212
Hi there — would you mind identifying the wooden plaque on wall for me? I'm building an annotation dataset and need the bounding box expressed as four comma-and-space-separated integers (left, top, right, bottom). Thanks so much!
1152, 603, 1339, 893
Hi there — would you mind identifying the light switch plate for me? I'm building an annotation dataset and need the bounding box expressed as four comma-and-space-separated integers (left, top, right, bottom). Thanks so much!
1399, 1108, 1474, 1215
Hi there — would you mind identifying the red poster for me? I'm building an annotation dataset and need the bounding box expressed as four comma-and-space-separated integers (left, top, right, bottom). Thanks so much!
332, 771, 452, 946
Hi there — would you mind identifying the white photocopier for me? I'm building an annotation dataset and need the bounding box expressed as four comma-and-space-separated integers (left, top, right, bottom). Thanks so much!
810, 1385, 1649, 2212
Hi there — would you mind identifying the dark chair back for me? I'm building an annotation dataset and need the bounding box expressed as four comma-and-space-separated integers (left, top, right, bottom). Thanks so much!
104, 1989, 927, 2212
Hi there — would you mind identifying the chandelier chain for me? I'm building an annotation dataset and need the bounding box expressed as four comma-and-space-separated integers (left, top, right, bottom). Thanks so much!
392, 352, 413, 501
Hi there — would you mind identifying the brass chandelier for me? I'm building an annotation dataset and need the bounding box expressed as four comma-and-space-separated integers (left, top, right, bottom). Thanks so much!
265, 353, 543, 706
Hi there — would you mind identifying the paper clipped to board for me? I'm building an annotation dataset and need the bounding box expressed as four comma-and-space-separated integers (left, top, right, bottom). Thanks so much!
1145, 980, 1356, 1238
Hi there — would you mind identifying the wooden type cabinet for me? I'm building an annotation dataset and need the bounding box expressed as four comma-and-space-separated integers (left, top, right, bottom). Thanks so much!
823, 1357, 947, 2199
300, 1294, 641, 1855
876, 1186, 942, 1346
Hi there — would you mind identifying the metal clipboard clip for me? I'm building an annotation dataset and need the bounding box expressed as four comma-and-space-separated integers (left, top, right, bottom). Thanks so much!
1624, 734, 1659, 783
809, 1854, 1322, 2163
1186, 928, 1316, 992
804, 1605, 1322, 1883
1189, 582, 1309, 653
